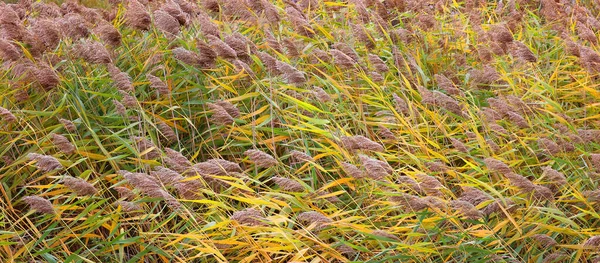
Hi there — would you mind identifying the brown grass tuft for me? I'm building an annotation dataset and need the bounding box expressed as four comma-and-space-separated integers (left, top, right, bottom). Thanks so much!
51, 133, 75, 154
27, 153, 62, 172
231, 208, 266, 226
245, 149, 278, 168
22, 196, 55, 214
272, 176, 304, 192
62, 176, 97, 196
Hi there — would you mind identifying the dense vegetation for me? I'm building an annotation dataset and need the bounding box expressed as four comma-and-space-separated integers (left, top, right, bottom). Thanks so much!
2, 0, 600, 262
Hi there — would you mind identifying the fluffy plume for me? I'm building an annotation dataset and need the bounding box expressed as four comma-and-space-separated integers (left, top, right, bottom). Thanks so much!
577, 23, 597, 44
62, 176, 97, 196
257, 51, 280, 74
115, 201, 142, 213
59, 118, 76, 133
162, 0, 188, 26
73, 40, 111, 64
272, 176, 304, 192
120, 170, 181, 210
27, 153, 62, 172
0, 106, 17, 123
359, 154, 392, 180
332, 43, 359, 62
311, 86, 331, 102
207, 102, 234, 125
371, 230, 399, 241
378, 125, 396, 140
470, 65, 501, 87
51, 133, 75, 154
164, 148, 192, 173
276, 61, 306, 84
60, 13, 90, 39
131, 136, 160, 159
392, 93, 410, 115
297, 211, 332, 231
449, 200, 482, 219
207, 158, 242, 173
0, 39, 20, 61
22, 196, 55, 214
285, 7, 314, 37
115, 186, 135, 200
231, 208, 266, 226
426, 161, 449, 173
158, 122, 177, 143
195, 40, 217, 68
396, 176, 423, 194
245, 149, 277, 168
543, 253, 567, 263
113, 100, 126, 116
172, 47, 201, 65
290, 150, 313, 163
484, 157, 512, 174
459, 187, 490, 206
330, 49, 356, 69
94, 20, 121, 47
125, 0, 151, 30
215, 101, 240, 118
351, 22, 375, 49
417, 86, 466, 117
151, 166, 184, 185
390, 193, 429, 211
506, 111, 529, 128
450, 138, 468, 153
531, 234, 557, 248
490, 24, 513, 44
30, 19, 61, 50
510, 41, 537, 62
196, 12, 220, 37
538, 138, 560, 155
225, 33, 253, 60
207, 35, 237, 59
341, 162, 365, 179
154, 10, 180, 36
417, 174, 445, 197
434, 74, 464, 96
147, 74, 169, 96
34, 63, 60, 91
233, 59, 256, 78
340, 135, 384, 152
482, 198, 515, 216
108, 65, 134, 92
584, 236, 600, 248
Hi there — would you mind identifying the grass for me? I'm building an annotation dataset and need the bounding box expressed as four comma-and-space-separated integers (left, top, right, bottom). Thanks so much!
1, 0, 600, 262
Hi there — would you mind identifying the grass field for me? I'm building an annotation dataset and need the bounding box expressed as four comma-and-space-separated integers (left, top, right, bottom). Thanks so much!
1, 0, 600, 262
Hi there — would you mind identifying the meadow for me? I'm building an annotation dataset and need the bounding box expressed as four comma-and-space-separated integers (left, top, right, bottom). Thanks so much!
1, 0, 600, 262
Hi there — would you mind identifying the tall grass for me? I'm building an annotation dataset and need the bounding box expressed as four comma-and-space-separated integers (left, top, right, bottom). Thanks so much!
1, 0, 600, 262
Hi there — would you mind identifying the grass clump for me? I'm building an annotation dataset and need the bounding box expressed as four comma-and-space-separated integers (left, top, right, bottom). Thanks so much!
2, 0, 600, 262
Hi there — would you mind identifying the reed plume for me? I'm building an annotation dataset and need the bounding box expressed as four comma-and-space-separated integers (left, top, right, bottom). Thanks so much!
125, 0, 151, 31
27, 153, 62, 172
297, 211, 332, 231
340, 135, 384, 152
131, 136, 161, 159
231, 208, 266, 226
272, 176, 304, 192
22, 196, 55, 214
0, 106, 17, 123
359, 154, 392, 180
62, 176, 97, 196
245, 149, 278, 168
154, 10, 180, 36
207, 102, 234, 125
51, 133, 75, 154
